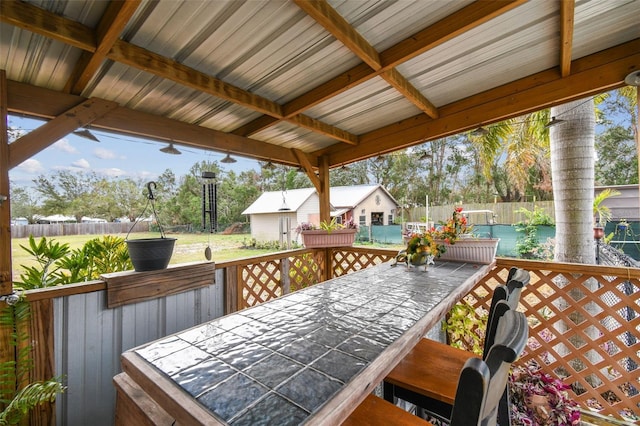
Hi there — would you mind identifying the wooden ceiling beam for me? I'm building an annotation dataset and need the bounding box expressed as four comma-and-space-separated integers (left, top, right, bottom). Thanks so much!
293, 0, 381, 71
287, 115, 358, 145
64, 0, 142, 95
560, 0, 576, 77
293, 0, 438, 120
108, 41, 284, 119
5, 80, 314, 168
292, 148, 321, 193
0, 0, 96, 51
382, 69, 439, 119
8, 98, 118, 169
323, 39, 640, 166
381, 0, 527, 68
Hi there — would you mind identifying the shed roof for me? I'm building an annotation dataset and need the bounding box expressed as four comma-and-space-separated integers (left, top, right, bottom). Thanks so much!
242, 187, 316, 215
1, 0, 638, 172
242, 184, 399, 215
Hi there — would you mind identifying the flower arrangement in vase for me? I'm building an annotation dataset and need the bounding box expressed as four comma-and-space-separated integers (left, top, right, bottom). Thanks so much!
393, 229, 446, 270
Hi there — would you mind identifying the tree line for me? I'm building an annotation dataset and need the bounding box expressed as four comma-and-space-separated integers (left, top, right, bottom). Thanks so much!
9, 89, 637, 231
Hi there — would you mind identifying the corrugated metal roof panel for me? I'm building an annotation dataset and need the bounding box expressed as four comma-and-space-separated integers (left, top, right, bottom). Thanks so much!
307, 77, 421, 134
572, 0, 640, 59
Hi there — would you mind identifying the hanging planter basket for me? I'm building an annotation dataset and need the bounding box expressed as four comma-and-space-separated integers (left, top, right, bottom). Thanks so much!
126, 237, 176, 272
126, 182, 176, 272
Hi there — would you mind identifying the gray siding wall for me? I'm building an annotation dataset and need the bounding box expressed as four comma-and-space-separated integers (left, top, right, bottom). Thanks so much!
54, 270, 225, 425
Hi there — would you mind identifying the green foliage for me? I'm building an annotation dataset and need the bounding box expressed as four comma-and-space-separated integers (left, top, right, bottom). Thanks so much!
16, 236, 71, 289
443, 301, 487, 355
513, 207, 554, 259
318, 218, 343, 233
15, 235, 132, 289
289, 254, 319, 291
0, 299, 65, 425
515, 206, 554, 226
593, 188, 621, 226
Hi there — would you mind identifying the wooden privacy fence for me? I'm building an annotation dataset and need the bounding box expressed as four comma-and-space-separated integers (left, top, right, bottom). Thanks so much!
466, 258, 639, 423
10, 221, 149, 238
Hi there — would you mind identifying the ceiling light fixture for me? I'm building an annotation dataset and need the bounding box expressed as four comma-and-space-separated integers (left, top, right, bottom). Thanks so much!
625, 70, 640, 86
160, 143, 181, 155
262, 161, 276, 170
544, 117, 566, 128
471, 127, 489, 136
220, 154, 237, 164
375, 155, 385, 162
419, 152, 432, 161
73, 129, 100, 142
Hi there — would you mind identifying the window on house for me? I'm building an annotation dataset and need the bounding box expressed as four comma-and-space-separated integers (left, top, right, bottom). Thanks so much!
359, 215, 366, 226
371, 212, 383, 225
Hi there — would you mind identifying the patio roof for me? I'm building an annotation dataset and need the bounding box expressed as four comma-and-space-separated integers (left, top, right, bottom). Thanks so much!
1, 0, 638, 172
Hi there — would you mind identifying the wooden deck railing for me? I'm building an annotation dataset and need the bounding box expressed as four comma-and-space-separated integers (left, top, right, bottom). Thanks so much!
466, 258, 639, 423
3, 249, 638, 424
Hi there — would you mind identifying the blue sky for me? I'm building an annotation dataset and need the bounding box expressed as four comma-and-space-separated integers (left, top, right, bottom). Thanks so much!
8, 115, 260, 189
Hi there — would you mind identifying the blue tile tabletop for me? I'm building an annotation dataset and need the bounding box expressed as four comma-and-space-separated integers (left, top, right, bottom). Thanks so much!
123, 260, 489, 425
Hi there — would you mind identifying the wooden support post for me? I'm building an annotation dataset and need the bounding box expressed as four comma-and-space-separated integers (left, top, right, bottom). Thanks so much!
318, 155, 331, 224
28, 299, 56, 425
0, 70, 12, 298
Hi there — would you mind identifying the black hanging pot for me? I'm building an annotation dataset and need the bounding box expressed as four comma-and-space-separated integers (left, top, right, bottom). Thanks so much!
126, 182, 176, 272
126, 237, 176, 272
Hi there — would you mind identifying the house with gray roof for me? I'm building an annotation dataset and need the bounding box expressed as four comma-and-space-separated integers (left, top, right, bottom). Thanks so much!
242, 184, 399, 244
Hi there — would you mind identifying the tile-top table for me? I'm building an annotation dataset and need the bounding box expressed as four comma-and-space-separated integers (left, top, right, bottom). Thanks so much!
118, 261, 490, 425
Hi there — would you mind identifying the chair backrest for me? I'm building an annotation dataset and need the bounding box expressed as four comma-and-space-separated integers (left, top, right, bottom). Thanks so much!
449, 309, 528, 426
482, 268, 530, 357
505, 267, 530, 310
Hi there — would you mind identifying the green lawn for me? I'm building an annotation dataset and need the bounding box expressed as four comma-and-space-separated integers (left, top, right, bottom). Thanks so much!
10, 232, 403, 282
10, 232, 279, 280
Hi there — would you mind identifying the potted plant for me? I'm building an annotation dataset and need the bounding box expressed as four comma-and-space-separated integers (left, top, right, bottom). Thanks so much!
593, 188, 620, 239
296, 217, 358, 248
509, 361, 581, 425
435, 207, 500, 264
125, 182, 176, 272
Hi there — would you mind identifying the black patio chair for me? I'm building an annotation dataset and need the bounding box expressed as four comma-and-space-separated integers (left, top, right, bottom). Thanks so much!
345, 309, 529, 426
383, 268, 530, 425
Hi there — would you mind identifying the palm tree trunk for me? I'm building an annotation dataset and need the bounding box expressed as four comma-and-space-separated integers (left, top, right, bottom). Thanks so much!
550, 98, 596, 264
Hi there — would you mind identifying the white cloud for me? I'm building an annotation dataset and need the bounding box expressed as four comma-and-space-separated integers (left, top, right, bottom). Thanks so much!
72, 158, 91, 169
53, 139, 78, 154
16, 159, 45, 174
94, 147, 118, 160
101, 168, 126, 177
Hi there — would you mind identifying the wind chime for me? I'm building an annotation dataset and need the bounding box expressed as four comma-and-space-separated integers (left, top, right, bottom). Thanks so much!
202, 171, 217, 260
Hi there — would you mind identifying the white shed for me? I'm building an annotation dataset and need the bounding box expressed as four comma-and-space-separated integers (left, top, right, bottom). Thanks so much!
242, 188, 319, 243
242, 184, 399, 243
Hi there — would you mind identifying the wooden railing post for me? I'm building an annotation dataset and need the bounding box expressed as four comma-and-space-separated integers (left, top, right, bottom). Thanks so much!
223, 266, 238, 315
281, 258, 291, 295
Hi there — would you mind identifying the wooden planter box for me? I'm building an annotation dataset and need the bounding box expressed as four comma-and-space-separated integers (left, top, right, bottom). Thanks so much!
436, 238, 500, 264
301, 229, 357, 248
